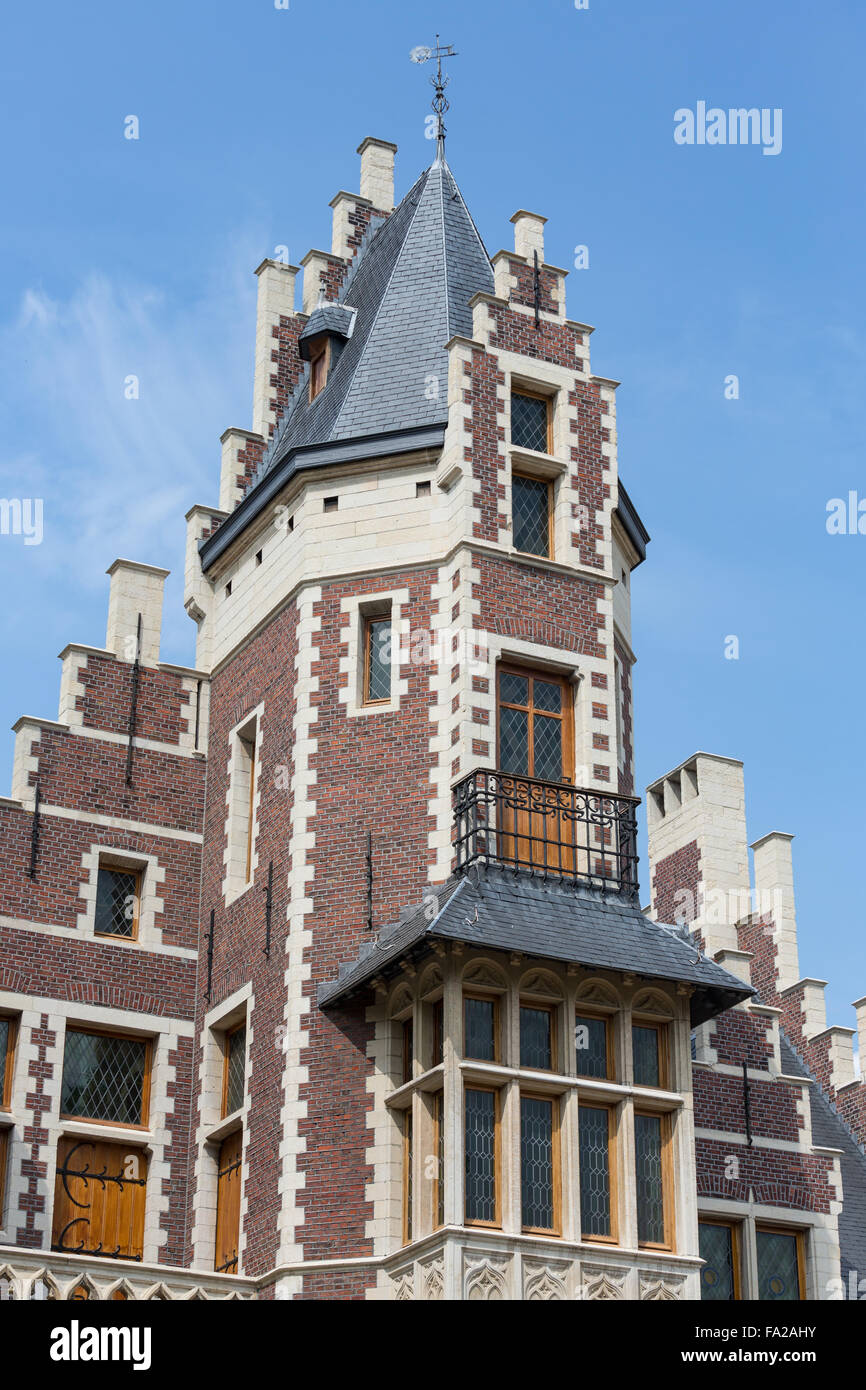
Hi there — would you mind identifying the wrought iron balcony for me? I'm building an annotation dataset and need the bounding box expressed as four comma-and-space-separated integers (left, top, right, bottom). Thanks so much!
453, 768, 640, 900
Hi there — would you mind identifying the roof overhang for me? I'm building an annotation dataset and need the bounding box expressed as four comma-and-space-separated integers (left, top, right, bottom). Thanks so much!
199, 423, 446, 573
614, 481, 651, 568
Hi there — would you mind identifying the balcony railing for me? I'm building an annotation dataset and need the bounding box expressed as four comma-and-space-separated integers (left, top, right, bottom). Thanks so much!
453, 769, 640, 900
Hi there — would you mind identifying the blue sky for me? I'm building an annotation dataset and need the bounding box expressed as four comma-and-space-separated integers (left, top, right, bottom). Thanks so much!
0, 0, 862, 1030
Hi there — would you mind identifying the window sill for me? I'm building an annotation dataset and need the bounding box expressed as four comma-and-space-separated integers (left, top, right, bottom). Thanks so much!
204, 1112, 244, 1145
509, 446, 566, 481
457, 1061, 684, 1108
59, 1118, 152, 1146
387, 1064, 445, 1108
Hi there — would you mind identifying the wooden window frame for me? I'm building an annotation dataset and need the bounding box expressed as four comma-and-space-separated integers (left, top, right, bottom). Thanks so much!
520, 1091, 562, 1237
401, 1017, 414, 1086
0, 1016, 18, 1110
511, 386, 553, 456
59, 1026, 152, 1130
578, 1101, 619, 1245
214, 1127, 243, 1274
755, 1223, 806, 1302
631, 1018, 670, 1090
635, 1107, 675, 1252
496, 662, 575, 787
93, 863, 142, 942
401, 1107, 413, 1245
309, 338, 330, 402
698, 1217, 742, 1301
519, 1000, 557, 1072
432, 1089, 444, 1230
463, 991, 501, 1064
464, 1085, 501, 1230
221, 1022, 247, 1120
511, 470, 554, 560
574, 1009, 614, 1081
362, 612, 392, 707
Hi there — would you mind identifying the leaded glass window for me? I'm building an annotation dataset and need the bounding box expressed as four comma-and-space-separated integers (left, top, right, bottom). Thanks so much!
635, 1112, 667, 1246
364, 616, 392, 703
94, 866, 139, 939
465, 1089, 497, 1224
756, 1228, 803, 1301
224, 1024, 246, 1117
464, 996, 497, 1062
60, 1030, 148, 1126
512, 475, 551, 557
579, 1105, 612, 1239
431, 998, 444, 1068
699, 1221, 738, 1300
575, 1013, 609, 1079
521, 1095, 556, 1231
0, 1018, 13, 1105
632, 1024, 663, 1087
520, 1006, 553, 1070
511, 392, 550, 454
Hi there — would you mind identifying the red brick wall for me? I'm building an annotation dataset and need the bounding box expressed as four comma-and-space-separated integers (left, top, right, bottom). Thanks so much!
651, 840, 701, 926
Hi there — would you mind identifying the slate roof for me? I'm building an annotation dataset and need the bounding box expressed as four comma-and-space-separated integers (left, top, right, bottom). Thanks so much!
779, 1032, 866, 1296
318, 868, 753, 1027
259, 157, 495, 481
298, 303, 356, 356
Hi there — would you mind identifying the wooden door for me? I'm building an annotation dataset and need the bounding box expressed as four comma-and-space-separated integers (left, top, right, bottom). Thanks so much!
496, 665, 576, 872
51, 1137, 147, 1261
214, 1130, 242, 1274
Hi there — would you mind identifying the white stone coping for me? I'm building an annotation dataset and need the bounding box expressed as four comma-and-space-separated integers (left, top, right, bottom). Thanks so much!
106, 558, 170, 580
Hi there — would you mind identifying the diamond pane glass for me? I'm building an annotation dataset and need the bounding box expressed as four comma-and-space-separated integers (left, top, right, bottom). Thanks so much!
511, 393, 549, 453
94, 867, 138, 939
465, 1089, 496, 1223
366, 618, 392, 702
520, 1007, 552, 1069
512, 475, 550, 556
499, 705, 529, 775
521, 1096, 555, 1230
699, 1222, 736, 1301
533, 714, 562, 782
575, 1014, 609, 1079
579, 1106, 611, 1237
225, 1025, 246, 1116
756, 1230, 801, 1301
534, 680, 561, 713
635, 1113, 665, 1245
464, 997, 496, 1061
633, 1026, 661, 1087
499, 671, 529, 706
61, 1031, 146, 1125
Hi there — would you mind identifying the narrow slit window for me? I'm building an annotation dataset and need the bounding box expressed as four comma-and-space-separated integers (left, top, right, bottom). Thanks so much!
364, 614, 392, 704
234, 721, 258, 886
94, 865, 141, 940
1, 1017, 18, 1109
512, 473, 552, 558
431, 997, 444, 1068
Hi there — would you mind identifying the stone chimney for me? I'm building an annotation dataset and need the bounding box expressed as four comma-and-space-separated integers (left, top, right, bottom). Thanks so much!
357, 137, 397, 212
105, 559, 169, 667
510, 209, 547, 263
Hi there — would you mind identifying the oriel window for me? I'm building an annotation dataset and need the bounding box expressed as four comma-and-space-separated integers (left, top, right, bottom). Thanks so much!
464, 1087, 499, 1226
519, 1003, 555, 1071
520, 1093, 559, 1234
578, 1103, 615, 1242
634, 1110, 673, 1249
632, 1021, 668, 1088
575, 1012, 611, 1079
463, 994, 498, 1063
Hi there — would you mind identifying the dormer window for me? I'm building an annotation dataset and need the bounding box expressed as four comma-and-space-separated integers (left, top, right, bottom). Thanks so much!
309, 341, 329, 401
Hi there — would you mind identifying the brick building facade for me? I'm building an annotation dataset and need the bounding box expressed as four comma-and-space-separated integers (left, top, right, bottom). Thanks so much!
0, 129, 862, 1302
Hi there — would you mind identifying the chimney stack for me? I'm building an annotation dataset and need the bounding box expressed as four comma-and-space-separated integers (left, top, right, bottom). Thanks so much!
105, 559, 169, 667
252, 258, 298, 440
357, 137, 397, 212
511, 210, 547, 263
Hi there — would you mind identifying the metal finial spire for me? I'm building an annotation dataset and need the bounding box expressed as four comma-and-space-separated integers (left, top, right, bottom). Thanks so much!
410, 36, 458, 163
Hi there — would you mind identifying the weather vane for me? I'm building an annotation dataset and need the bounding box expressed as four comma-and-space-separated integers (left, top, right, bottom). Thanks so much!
410, 36, 458, 156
